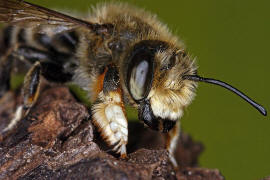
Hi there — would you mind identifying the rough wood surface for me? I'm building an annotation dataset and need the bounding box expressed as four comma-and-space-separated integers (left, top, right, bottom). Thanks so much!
0, 85, 225, 180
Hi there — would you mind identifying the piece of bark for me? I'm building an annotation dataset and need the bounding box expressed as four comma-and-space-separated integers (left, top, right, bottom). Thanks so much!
126, 122, 203, 169
0, 85, 225, 180
0, 86, 97, 179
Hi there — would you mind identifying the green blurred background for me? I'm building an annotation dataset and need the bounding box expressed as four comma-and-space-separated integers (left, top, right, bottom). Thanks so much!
21, 0, 270, 179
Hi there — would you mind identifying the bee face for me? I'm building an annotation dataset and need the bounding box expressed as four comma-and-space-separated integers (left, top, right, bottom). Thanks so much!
125, 40, 197, 132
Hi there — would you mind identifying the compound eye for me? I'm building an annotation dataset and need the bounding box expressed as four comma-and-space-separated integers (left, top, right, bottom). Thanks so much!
126, 40, 168, 102
130, 60, 149, 100
127, 51, 154, 101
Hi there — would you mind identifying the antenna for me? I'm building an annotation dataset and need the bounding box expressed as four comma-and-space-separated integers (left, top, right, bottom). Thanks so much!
183, 75, 267, 116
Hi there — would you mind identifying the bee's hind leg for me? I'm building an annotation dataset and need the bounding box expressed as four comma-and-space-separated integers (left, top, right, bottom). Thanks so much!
91, 64, 128, 158
0, 48, 23, 134
22, 61, 42, 117
166, 120, 180, 168
1, 61, 41, 133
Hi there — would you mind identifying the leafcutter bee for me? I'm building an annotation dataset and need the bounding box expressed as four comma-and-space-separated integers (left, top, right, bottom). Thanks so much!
0, 0, 266, 167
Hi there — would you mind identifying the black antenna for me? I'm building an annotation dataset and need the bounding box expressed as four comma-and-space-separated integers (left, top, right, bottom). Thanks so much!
183, 75, 267, 116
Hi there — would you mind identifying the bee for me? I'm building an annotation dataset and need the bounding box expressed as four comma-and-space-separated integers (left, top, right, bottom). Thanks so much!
0, 0, 267, 168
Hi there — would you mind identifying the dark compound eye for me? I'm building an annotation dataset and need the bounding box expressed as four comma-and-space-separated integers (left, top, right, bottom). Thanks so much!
126, 40, 168, 102
129, 56, 152, 101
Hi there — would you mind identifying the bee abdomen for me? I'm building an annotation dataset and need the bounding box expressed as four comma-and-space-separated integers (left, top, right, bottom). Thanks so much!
0, 25, 79, 56
34, 30, 79, 54
0, 26, 17, 53
54, 31, 79, 51
0, 25, 80, 83
3, 26, 13, 48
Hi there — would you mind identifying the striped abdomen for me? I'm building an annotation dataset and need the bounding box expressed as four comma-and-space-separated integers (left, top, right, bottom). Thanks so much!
0, 25, 80, 83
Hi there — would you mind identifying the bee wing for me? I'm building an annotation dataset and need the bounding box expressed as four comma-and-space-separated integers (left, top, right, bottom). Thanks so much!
0, 0, 102, 32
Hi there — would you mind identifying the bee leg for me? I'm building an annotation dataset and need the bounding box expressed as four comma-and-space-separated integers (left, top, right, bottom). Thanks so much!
3, 46, 71, 133
92, 65, 128, 158
22, 61, 42, 117
1, 54, 41, 133
165, 120, 180, 168
1, 105, 24, 133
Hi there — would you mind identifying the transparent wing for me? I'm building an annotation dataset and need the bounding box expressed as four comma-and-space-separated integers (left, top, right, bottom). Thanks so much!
0, 0, 98, 31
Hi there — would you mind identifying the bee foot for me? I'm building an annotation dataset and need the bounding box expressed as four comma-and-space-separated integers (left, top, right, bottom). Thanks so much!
119, 145, 127, 158
2, 105, 23, 133
168, 153, 178, 169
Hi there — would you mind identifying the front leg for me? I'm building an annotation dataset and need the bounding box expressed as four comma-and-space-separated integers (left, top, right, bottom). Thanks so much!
92, 64, 128, 158
166, 120, 180, 168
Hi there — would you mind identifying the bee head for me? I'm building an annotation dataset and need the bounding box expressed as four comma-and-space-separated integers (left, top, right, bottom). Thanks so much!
125, 40, 267, 133
125, 40, 197, 132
